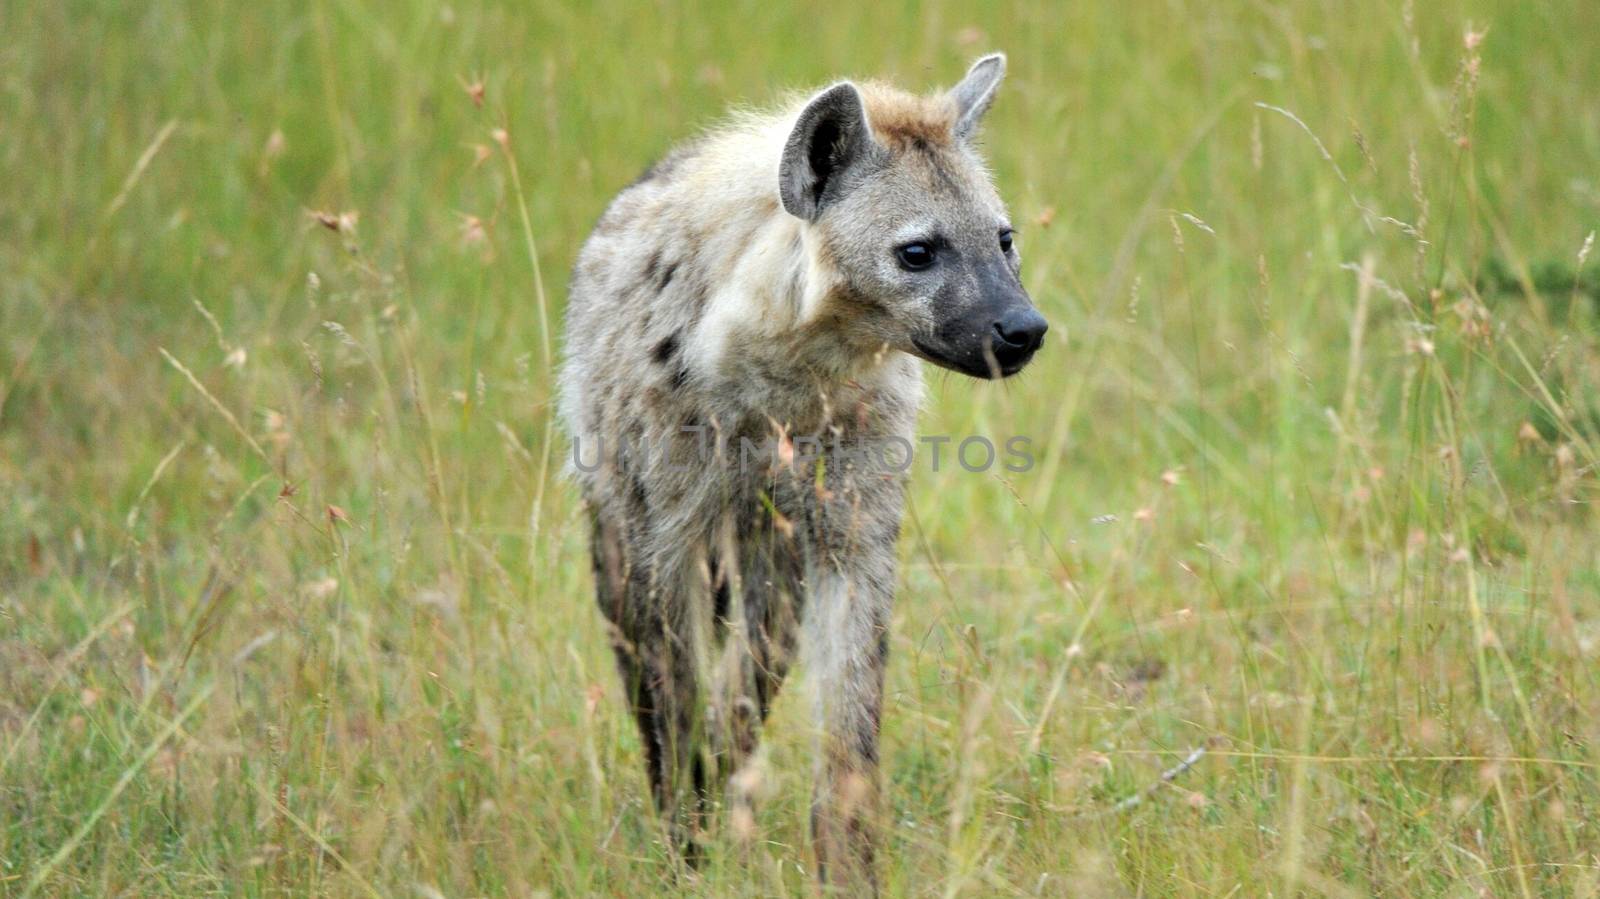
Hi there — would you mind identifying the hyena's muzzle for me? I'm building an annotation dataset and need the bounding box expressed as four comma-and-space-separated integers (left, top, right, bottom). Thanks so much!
913, 255, 1047, 379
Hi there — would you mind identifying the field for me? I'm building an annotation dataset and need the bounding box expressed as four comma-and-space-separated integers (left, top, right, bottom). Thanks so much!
4, 0, 1600, 895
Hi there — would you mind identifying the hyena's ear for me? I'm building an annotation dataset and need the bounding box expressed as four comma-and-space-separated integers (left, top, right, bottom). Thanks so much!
949, 53, 1006, 141
780, 82, 876, 222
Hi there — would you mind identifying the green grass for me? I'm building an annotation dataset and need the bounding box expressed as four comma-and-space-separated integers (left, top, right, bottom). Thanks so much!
4, 0, 1600, 895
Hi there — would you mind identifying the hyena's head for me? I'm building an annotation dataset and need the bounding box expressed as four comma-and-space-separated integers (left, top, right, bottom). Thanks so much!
779, 53, 1047, 379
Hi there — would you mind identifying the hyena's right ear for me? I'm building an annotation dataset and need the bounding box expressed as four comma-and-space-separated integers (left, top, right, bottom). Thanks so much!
779, 82, 876, 222
950, 53, 1006, 141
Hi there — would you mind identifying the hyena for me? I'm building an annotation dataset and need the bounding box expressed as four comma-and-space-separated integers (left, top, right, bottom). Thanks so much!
558, 53, 1046, 889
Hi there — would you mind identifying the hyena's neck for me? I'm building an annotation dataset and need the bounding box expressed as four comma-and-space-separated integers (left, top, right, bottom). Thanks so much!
685, 210, 887, 402
689, 221, 900, 427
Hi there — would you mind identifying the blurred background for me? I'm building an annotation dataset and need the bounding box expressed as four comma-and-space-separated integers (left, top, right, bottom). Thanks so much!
3, 0, 1599, 895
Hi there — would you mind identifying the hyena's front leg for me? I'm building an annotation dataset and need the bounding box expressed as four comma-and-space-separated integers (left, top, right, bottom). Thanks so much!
626, 596, 707, 862
708, 523, 806, 829
592, 514, 707, 865
804, 553, 894, 893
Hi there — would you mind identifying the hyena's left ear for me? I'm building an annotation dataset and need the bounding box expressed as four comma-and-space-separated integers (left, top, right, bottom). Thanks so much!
780, 82, 877, 222
949, 53, 1006, 141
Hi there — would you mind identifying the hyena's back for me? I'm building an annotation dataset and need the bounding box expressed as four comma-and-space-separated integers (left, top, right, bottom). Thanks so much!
560, 122, 814, 470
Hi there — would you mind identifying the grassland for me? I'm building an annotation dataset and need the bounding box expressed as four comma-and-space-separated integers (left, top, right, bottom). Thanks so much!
4, 0, 1600, 895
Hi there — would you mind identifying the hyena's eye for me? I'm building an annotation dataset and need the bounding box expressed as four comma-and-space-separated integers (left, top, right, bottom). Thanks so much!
998, 228, 1015, 253
895, 242, 936, 271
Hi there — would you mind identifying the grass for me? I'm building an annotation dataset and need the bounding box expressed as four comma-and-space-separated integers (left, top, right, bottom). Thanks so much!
3, 0, 1600, 895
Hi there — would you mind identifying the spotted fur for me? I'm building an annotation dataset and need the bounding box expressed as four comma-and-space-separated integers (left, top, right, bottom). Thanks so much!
558, 53, 1043, 892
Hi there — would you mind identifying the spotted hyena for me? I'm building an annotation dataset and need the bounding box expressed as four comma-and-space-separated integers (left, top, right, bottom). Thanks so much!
558, 53, 1046, 889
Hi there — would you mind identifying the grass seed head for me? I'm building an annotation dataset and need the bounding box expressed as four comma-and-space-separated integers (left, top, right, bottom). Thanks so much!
458, 74, 486, 107
307, 209, 358, 233
1517, 421, 1543, 447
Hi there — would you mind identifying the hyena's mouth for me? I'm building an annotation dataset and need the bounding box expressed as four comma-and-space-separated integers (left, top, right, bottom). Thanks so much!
911, 335, 1041, 380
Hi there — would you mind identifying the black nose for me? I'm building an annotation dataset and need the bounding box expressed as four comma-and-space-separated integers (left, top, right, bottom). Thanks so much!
992, 308, 1049, 367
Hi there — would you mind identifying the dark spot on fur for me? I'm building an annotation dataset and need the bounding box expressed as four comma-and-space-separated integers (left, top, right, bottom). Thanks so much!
653, 331, 680, 364
858, 716, 880, 765
640, 252, 680, 296
754, 673, 772, 719
711, 578, 731, 629
627, 473, 650, 515
685, 276, 709, 326
669, 367, 689, 390
709, 555, 731, 628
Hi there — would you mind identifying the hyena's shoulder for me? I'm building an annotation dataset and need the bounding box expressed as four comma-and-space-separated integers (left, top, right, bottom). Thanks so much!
560, 139, 727, 446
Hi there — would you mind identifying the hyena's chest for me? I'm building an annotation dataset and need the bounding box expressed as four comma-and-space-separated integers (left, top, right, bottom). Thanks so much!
620, 397, 897, 527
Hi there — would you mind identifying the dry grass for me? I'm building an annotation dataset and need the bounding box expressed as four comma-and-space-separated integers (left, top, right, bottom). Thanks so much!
3, 0, 1600, 895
